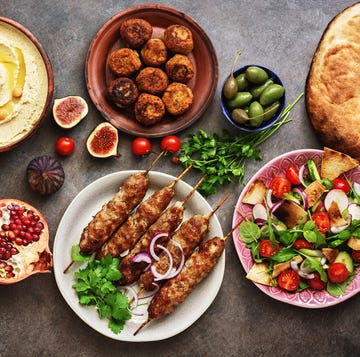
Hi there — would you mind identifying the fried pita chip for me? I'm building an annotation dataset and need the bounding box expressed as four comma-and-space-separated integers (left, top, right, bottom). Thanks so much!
242, 178, 266, 205
246, 262, 272, 286
321, 147, 359, 180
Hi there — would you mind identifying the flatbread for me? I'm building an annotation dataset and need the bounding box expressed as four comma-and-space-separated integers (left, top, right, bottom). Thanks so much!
305, 3, 360, 159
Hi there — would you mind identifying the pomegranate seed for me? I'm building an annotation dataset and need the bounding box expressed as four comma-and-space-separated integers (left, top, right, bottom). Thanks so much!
22, 240, 28, 246
0, 232, 5, 239
4, 264, 13, 272
32, 234, 40, 242
10, 247, 18, 255
15, 237, 23, 245
36, 222, 44, 230
2, 224, 9, 231
7, 231, 15, 241
0, 261, 6, 268
6, 272, 15, 278
2, 251, 11, 260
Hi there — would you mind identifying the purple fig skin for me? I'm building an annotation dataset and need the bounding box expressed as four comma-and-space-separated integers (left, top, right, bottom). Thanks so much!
26, 156, 65, 195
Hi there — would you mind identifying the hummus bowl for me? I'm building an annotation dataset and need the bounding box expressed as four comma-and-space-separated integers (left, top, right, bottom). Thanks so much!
0, 17, 54, 152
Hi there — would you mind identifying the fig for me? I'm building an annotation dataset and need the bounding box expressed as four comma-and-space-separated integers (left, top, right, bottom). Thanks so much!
86, 122, 119, 158
27, 156, 65, 195
0, 199, 52, 284
53, 95, 88, 129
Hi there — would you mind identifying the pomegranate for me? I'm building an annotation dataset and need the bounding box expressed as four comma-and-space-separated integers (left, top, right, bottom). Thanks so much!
0, 198, 52, 284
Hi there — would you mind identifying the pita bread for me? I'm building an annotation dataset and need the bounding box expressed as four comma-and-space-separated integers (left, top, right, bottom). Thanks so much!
320, 147, 359, 180
305, 3, 360, 159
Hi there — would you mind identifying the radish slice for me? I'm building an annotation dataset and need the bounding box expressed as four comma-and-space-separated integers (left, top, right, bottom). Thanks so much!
349, 203, 360, 220
354, 182, 360, 196
324, 189, 349, 212
266, 189, 274, 208
253, 203, 268, 221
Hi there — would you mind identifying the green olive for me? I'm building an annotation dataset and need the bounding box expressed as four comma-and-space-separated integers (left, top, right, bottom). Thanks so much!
235, 73, 249, 91
231, 108, 249, 124
245, 66, 269, 84
248, 101, 264, 127
259, 84, 285, 106
226, 91, 253, 109
263, 101, 280, 121
250, 78, 274, 99
223, 76, 238, 99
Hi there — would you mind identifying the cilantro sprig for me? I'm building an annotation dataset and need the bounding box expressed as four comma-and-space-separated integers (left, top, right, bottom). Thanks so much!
178, 93, 304, 196
72, 253, 132, 334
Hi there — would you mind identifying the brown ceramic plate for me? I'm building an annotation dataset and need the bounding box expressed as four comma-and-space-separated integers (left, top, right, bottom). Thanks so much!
0, 17, 54, 152
85, 4, 218, 138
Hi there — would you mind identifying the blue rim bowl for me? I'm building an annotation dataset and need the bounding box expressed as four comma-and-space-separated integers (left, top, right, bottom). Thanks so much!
220, 65, 286, 132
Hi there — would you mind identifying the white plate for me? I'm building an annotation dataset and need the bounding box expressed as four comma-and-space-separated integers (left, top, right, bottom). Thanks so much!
53, 170, 224, 341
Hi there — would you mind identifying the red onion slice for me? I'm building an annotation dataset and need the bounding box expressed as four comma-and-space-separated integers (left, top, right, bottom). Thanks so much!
149, 232, 169, 261
163, 239, 185, 280
151, 244, 174, 281
293, 186, 309, 210
298, 164, 308, 187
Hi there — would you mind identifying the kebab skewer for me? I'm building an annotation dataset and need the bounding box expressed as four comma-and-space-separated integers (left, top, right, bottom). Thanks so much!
133, 221, 241, 336
137, 195, 228, 291
96, 165, 193, 259
118, 175, 206, 286
63, 152, 164, 273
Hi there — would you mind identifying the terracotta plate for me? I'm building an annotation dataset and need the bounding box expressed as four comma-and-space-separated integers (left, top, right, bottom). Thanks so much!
85, 4, 218, 137
0, 17, 54, 152
233, 149, 360, 308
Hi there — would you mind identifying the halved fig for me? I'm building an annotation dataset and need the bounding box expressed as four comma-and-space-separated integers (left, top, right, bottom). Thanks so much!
0, 199, 52, 284
53, 95, 88, 129
86, 122, 119, 158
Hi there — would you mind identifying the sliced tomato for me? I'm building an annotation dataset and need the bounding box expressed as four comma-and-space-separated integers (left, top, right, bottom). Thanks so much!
351, 250, 360, 263
292, 238, 314, 250
327, 262, 349, 283
311, 212, 330, 234
286, 165, 301, 185
307, 271, 327, 290
277, 269, 300, 291
269, 176, 291, 199
259, 239, 280, 258
332, 177, 350, 194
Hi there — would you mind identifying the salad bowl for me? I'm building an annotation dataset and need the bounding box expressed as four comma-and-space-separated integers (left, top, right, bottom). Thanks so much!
232, 149, 360, 308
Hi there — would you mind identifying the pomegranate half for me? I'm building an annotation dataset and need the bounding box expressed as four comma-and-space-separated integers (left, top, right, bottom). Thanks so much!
0, 198, 52, 284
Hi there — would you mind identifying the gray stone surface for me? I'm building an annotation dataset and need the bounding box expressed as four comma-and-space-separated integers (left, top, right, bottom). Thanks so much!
1, 1, 359, 356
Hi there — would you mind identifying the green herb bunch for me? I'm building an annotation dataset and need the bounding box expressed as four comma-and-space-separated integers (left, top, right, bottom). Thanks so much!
178, 93, 304, 196
72, 253, 132, 334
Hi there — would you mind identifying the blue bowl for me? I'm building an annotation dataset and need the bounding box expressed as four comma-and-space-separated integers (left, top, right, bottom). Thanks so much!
220, 65, 286, 132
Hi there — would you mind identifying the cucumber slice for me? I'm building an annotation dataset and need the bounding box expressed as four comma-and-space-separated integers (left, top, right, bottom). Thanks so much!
334, 251, 354, 273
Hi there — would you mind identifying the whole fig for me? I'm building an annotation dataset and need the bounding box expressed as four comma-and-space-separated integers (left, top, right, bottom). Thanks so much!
27, 155, 65, 195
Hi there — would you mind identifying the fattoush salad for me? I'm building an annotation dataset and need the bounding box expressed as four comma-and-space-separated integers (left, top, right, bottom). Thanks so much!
238, 147, 360, 296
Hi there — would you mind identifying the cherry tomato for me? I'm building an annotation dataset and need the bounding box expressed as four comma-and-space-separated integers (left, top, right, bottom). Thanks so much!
160, 135, 181, 153
131, 137, 152, 156
327, 262, 349, 283
351, 250, 360, 263
332, 177, 350, 194
55, 136, 75, 156
311, 212, 330, 234
259, 239, 280, 258
286, 165, 301, 185
277, 269, 300, 291
269, 176, 291, 198
308, 272, 327, 290
292, 238, 314, 250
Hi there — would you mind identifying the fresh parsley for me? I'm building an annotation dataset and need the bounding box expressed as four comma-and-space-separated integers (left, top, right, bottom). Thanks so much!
72, 254, 132, 334
178, 93, 304, 196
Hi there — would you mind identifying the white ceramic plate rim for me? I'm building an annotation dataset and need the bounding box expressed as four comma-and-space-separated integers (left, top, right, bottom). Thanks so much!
53, 170, 224, 341
232, 149, 360, 308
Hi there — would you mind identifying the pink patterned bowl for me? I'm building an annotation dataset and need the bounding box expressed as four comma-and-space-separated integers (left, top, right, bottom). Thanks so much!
232, 149, 360, 308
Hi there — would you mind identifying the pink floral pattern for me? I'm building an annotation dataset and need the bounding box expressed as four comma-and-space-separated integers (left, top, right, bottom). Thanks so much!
232, 149, 360, 308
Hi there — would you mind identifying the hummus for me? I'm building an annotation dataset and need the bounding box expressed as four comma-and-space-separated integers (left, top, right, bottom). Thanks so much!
0, 21, 48, 148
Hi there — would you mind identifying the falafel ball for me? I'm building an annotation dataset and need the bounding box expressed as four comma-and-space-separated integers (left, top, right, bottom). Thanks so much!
141, 38, 168, 66
136, 67, 169, 95
120, 18, 152, 48
163, 24, 194, 54
107, 48, 142, 77
162, 82, 194, 115
165, 54, 194, 82
107, 77, 139, 108
134, 93, 165, 126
